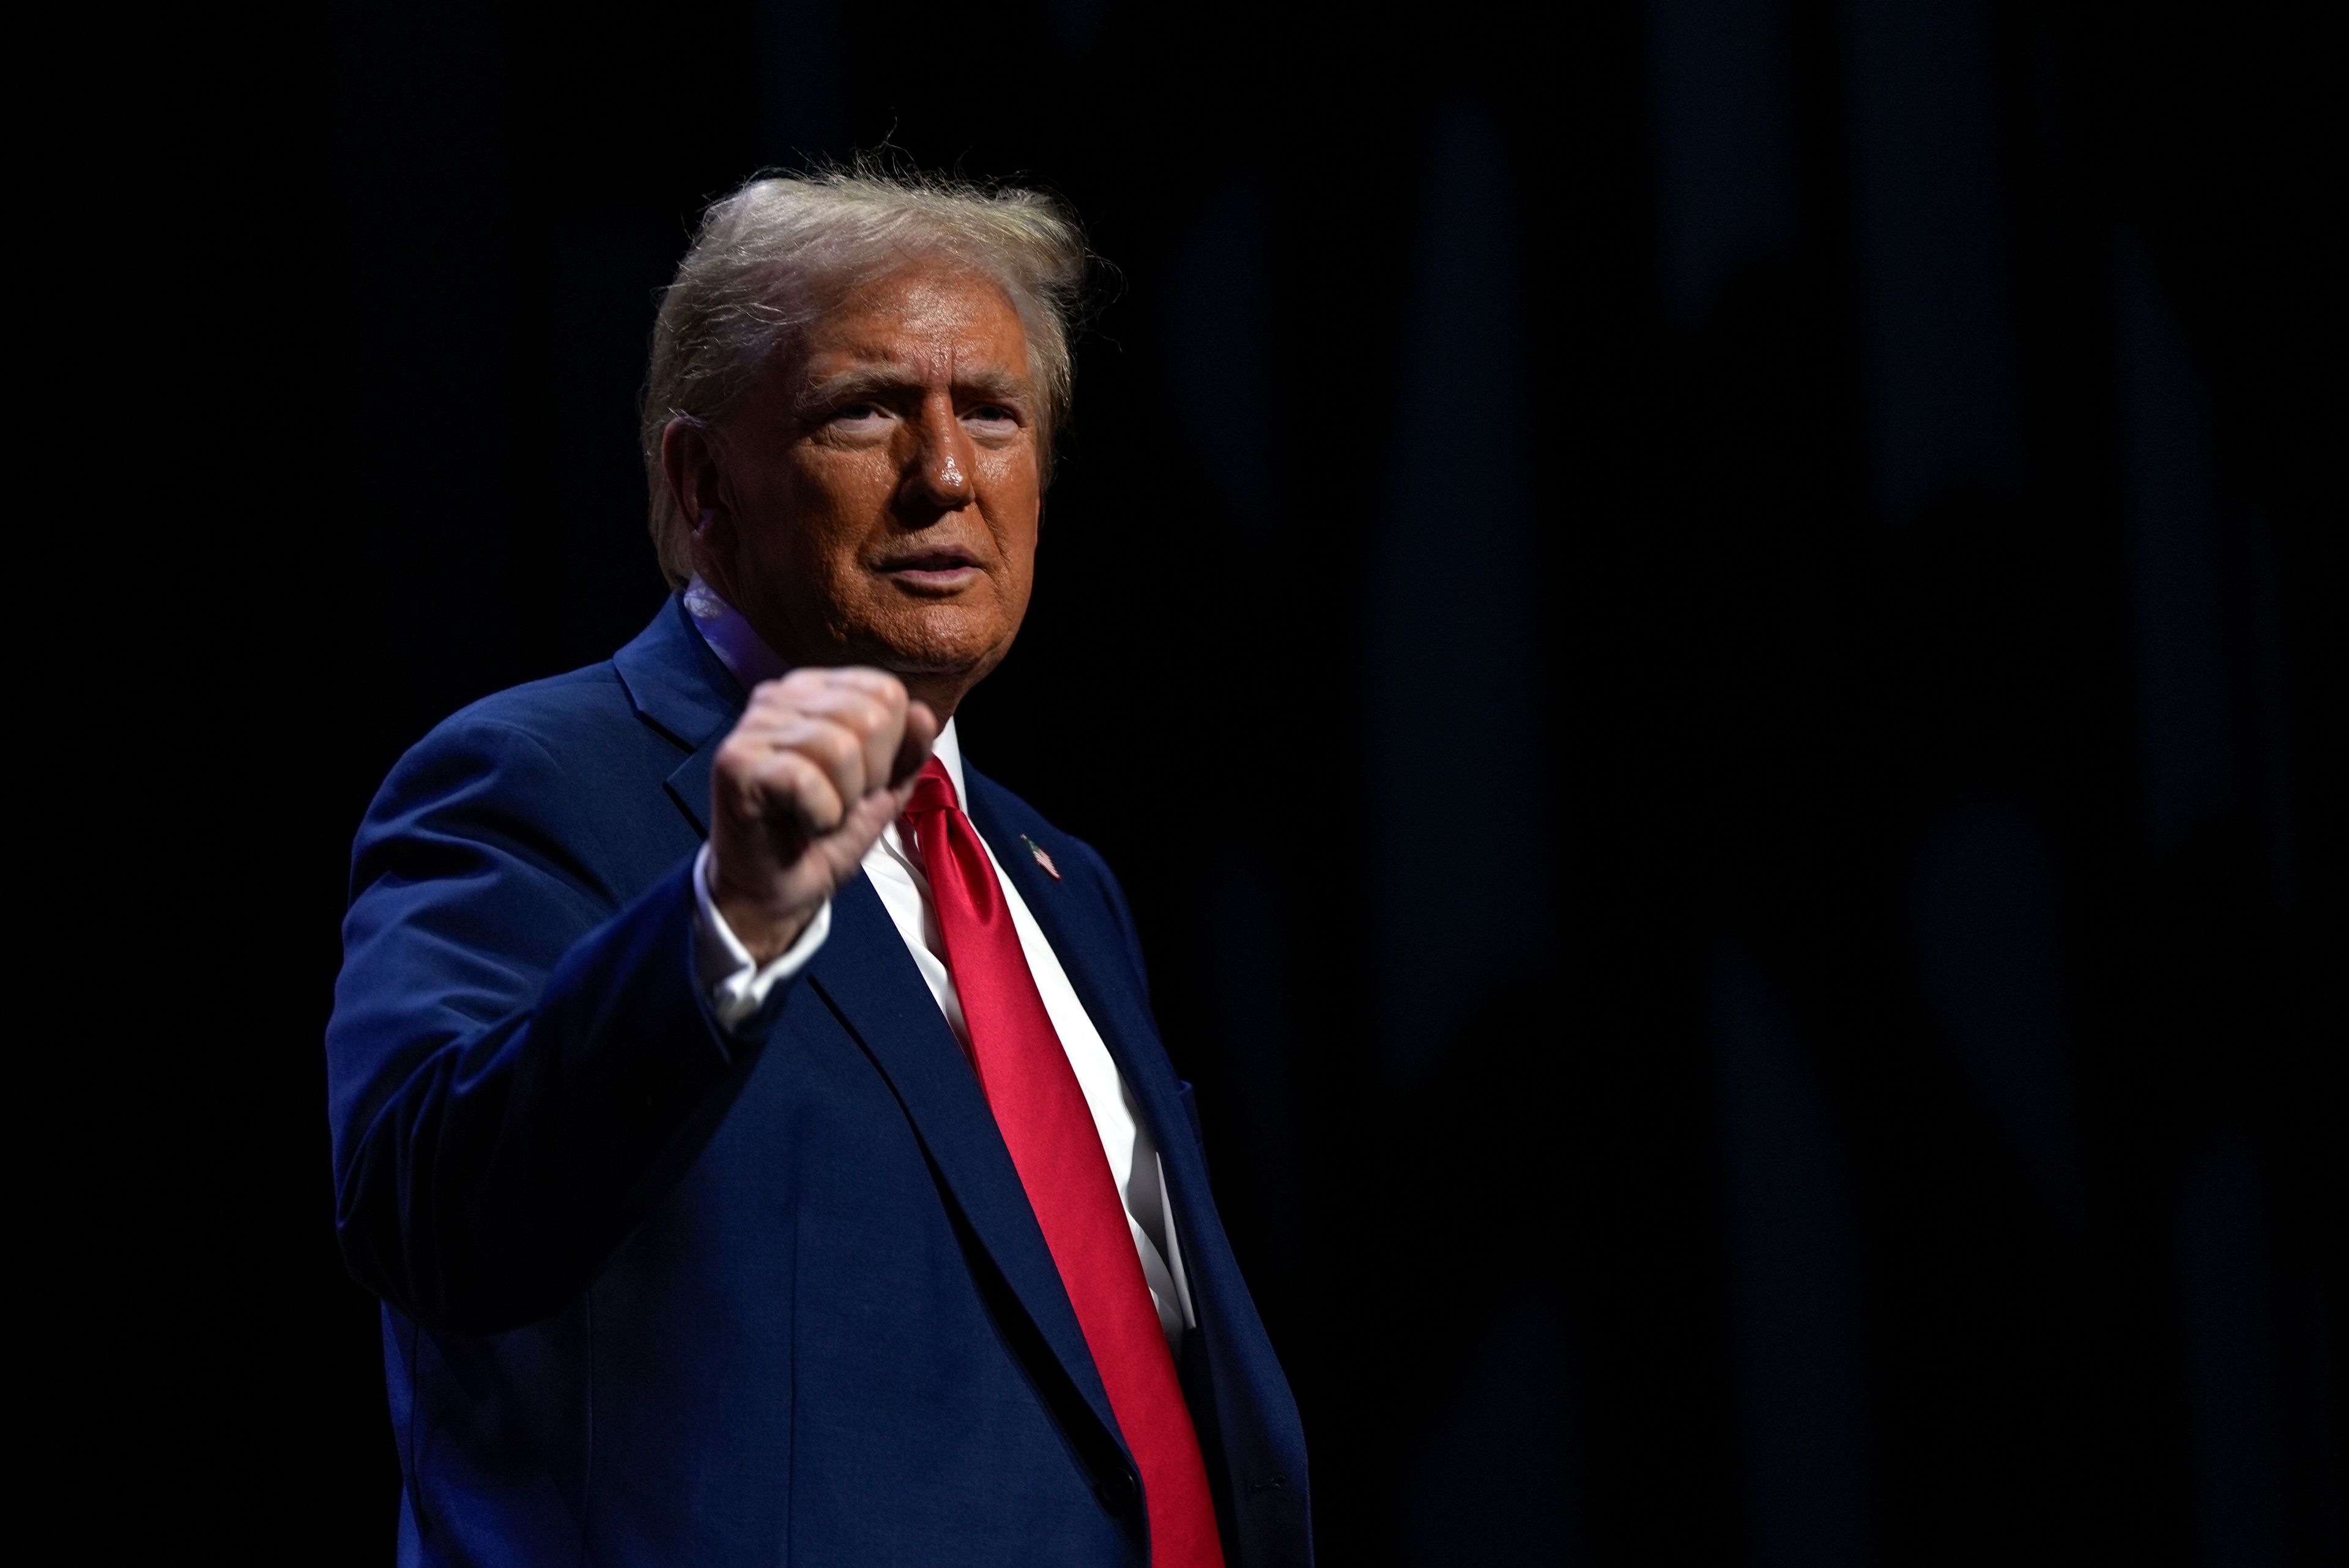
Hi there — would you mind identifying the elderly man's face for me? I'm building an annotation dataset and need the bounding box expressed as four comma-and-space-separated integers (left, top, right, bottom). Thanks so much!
688, 264, 1044, 713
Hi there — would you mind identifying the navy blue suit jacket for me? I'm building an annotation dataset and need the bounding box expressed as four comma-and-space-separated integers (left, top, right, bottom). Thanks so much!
327, 598, 1311, 1566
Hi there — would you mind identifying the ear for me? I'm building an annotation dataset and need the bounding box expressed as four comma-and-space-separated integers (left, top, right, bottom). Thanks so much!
661, 417, 734, 574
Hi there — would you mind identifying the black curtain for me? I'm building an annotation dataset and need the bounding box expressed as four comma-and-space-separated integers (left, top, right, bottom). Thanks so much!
121, 0, 2339, 1559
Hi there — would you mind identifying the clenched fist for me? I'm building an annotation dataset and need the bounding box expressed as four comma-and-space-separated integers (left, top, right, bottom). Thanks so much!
706, 667, 940, 962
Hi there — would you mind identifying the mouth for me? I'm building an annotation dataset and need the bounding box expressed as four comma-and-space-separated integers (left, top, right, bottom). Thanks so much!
876, 546, 985, 595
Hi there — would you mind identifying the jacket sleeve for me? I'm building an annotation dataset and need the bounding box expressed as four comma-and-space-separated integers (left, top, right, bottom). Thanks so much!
325, 716, 778, 1334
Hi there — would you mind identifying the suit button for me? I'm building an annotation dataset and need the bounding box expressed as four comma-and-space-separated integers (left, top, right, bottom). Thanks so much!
1097, 1470, 1138, 1515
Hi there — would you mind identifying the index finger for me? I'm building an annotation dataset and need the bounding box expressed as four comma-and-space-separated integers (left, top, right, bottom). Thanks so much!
891, 700, 941, 789
804, 669, 910, 800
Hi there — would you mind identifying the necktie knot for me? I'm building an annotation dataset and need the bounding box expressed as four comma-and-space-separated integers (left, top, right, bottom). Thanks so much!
903, 756, 959, 819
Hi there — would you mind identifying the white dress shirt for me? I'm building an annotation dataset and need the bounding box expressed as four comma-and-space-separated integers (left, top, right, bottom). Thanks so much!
681, 579, 1195, 1349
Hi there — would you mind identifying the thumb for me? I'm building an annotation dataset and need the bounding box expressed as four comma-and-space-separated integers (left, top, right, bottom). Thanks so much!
819, 785, 909, 885
891, 700, 941, 786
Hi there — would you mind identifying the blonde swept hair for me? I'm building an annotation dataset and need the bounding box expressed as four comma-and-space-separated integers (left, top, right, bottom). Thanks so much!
639, 164, 1090, 588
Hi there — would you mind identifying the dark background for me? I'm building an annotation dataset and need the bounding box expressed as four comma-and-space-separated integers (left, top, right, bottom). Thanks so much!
139, 0, 2339, 1560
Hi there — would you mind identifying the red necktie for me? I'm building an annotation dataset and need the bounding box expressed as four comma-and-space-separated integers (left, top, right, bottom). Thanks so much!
902, 759, 1223, 1567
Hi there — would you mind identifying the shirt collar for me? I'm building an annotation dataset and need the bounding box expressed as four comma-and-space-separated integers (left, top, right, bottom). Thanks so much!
684, 575, 788, 688
683, 576, 968, 808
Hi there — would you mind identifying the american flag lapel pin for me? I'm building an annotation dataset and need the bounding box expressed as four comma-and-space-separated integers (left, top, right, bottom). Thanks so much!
1021, 834, 1061, 880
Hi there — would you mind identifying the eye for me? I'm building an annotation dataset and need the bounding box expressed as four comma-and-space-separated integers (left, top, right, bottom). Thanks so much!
825, 401, 894, 434
962, 402, 1020, 435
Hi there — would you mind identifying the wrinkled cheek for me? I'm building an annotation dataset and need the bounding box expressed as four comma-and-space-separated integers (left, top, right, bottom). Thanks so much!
1000, 571, 1034, 628
1001, 533, 1039, 600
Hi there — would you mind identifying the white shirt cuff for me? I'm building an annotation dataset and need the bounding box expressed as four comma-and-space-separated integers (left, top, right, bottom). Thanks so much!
691, 842, 832, 1033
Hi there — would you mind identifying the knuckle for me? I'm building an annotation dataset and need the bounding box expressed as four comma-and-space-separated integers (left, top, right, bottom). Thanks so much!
840, 667, 904, 704
760, 749, 814, 785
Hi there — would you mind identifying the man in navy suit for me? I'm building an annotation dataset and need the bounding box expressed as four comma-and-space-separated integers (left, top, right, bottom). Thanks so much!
327, 169, 1310, 1565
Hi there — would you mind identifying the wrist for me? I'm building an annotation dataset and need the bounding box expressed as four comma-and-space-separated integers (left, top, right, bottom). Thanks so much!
703, 857, 814, 966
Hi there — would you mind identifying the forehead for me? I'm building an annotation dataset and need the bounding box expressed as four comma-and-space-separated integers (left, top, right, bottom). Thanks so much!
795, 263, 1031, 381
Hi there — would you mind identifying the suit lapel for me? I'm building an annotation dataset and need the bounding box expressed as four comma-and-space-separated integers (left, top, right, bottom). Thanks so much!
609, 596, 746, 838
963, 781, 1212, 1243
967, 782, 1315, 1534
664, 746, 717, 836
804, 872, 1129, 1456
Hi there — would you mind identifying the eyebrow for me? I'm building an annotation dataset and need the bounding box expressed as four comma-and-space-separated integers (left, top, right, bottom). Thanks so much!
796, 363, 1034, 408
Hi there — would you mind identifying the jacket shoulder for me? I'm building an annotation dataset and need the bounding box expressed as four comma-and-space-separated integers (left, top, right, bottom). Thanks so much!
382, 595, 732, 804
352, 660, 694, 896
417, 662, 644, 763
374, 663, 683, 806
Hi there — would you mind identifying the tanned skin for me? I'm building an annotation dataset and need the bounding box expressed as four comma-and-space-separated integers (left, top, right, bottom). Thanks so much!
659, 264, 1044, 961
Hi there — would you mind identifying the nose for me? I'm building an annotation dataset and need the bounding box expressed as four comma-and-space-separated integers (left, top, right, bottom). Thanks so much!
902, 395, 976, 514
